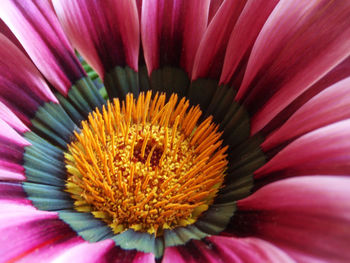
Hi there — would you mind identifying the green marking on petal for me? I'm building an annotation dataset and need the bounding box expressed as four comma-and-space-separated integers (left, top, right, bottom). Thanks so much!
104, 66, 139, 99
149, 66, 190, 97
58, 210, 114, 242
195, 201, 236, 235
188, 78, 218, 110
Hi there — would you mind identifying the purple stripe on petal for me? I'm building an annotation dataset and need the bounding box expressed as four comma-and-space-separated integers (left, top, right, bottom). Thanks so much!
53, 0, 139, 80
192, 0, 247, 80
142, 0, 210, 76
0, 34, 58, 127
0, 182, 30, 204
0, 118, 28, 181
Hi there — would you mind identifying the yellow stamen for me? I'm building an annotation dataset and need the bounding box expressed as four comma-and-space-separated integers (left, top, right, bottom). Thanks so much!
65, 91, 228, 236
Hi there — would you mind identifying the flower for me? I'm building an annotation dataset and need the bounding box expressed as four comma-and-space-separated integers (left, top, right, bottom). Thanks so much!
1, 0, 350, 262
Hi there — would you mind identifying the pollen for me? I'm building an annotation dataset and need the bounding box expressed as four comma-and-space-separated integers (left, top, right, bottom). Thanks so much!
65, 91, 228, 236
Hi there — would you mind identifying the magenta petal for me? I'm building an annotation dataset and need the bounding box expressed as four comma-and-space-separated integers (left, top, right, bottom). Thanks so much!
163, 237, 294, 263
208, 0, 224, 23
0, 202, 77, 263
219, 0, 279, 85
236, 176, 350, 263
261, 55, 350, 136
192, 0, 247, 80
0, 101, 29, 134
53, 0, 139, 79
0, 0, 85, 94
16, 236, 82, 263
0, 34, 58, 128
235, 0, 350, 134
163, 247, 187, 263
51, 239, 115, 263
0, 118, 29, 181
0, 182, 31, 205
263, 77, 350, 150
132, 252, 155, 263
209, 236, 295, 263
0, 19, 27, 56
141, 0, 210, 75
255, 120, 350, 179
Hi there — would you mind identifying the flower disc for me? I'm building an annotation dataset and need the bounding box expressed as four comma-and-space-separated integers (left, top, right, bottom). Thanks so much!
65, 91, 228, 235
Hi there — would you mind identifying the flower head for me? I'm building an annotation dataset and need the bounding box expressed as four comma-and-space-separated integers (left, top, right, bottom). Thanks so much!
1, 0, 350, 262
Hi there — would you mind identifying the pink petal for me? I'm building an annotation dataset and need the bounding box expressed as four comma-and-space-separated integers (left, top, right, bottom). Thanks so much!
0, 101, 29, 134
0, 118, 29, 181
163, 237, 294, 263
236, 176, 350, 263
141, 0, 210, 76
16, 236, 82, 263
0, 0, 85, 95
0, 18, 26, 55
163, 246, 199, 263
0, 202, 78, 263
51, 239, 115, 263
0, 118, 30, 146
132, 252, 155, 263
0, 35, 58, 132
192, 0, 248, 80
208, 0, 224, 23
209, 236, 295, 263
262, 77, 350, 151
234, 0, 350, 134
0, 182, 31, 205
163, 247, 187, 263
261, 55, 350, 135
255, 119, 350, 179
53, 0, 139, 79
219, 0, 280, 85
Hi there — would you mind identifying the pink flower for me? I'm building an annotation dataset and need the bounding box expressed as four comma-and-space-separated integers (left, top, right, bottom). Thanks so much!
1, 0, 350, 262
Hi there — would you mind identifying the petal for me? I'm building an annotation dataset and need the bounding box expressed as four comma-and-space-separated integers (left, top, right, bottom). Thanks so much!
234, 176, 350, 263
219, 0, 280, 85
51, 239, 115, 263
255, 119, 350, 179
208, 0, 224, 23
0, 182, 30, 205
141, 0, 210, 75
0, 202, 78, 263
0, 101, 29, 133
262, 77, 350, 151
0, 118, 29, 181
0, 0, 85, 94
0, 18, 26, 55
261, 55, 350, 135
16, 236, 82, 263
209, 236, 295, 263
53, 0, 139, 79
235, 0, 350, 134
163, 236, 294, 263
192, 0, 247, 80
132, 252, 155, 263
0, 34, 58, 127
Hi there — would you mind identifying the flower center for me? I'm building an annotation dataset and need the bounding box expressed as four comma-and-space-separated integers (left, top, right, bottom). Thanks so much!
65, 91, 228, 236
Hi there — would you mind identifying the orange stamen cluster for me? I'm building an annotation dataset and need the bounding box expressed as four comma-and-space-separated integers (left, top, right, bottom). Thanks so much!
65, 91, 228, 235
